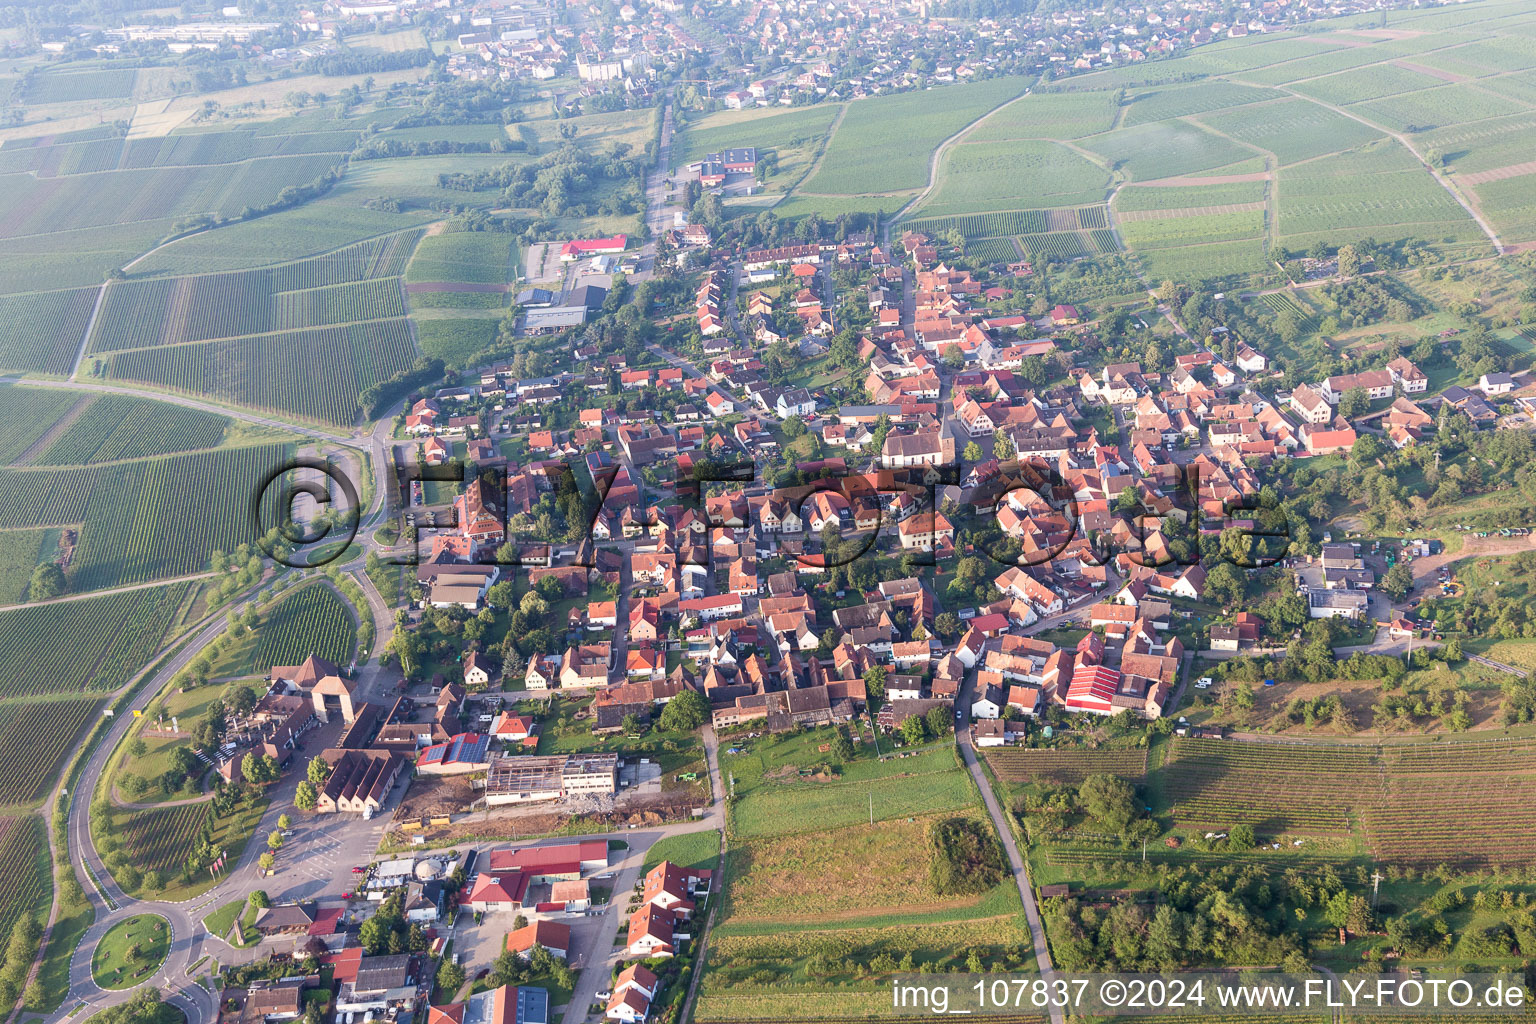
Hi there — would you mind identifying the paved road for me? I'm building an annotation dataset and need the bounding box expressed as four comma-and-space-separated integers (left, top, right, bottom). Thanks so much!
955, 679, 1063, 1024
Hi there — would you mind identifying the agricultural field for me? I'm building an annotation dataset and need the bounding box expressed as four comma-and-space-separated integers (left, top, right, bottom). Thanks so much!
960, 90, 1118, 141
106, 319, 416, 425
964, 237, 1021, 264
1119, 209, 1266, 249
1351, 83, 1527, 135
0, 696, 102, 804
1079, 120, 1253, 182
1120, 81, 1282, 127
914, 140, 1110, 219
415, 319, 498, 369
986, 747, 1148, 785
724, 730, 977, 839
0, 583, 190, 698
405, 232, 516, 284
104, 792, 268, 899
0, 287, 101, 375
0, 388, 82, 463
1020, 231, 1092, 262
0, 528, 51, 604
1134, 238, 1272, 284
1277, 142, 1487, 251
1420, 113, 1536, 177
35, 396, 229, 466
0, 445, 291, 590
1150, 736, 1536, 868
128, 206, 419, 277
1112, 180, 1267, 213
1468, 174, 1536, 243
724, 813, 1012, 922
1197, 98, 1383, 166
20, 67, 138, 105
0, 154, 343, 240
1290, 64, 1452, 107
800, 76, 1029, 195
0, 816, 48, 954
249, 583, 356, 672
89, 231, 420, 352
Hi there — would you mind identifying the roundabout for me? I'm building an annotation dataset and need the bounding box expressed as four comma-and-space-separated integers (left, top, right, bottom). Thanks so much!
91, 914, 171, 991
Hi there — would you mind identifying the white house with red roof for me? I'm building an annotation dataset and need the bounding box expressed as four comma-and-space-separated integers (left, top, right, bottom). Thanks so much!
605, 965, 658, 1023
560, 235, 627, 261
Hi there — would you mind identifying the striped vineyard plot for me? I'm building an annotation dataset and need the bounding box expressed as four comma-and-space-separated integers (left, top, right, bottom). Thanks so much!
87, 230, 423, 352
1020, 231, 1091, 261
1261, 292, 1317, 331
1156, 738, 1377, 834
964, 237, 1021, 264
0, 697, 101, 803
0, 817, 48, 948
0, 287, 101, 375
1089, 229, 1121, 253
106, 321, 416, 426
906, 210, 1050, 238
251, 584, 356, 670
36, 396, 227, 465
0, 585, 189, 698
987, 748, 1147, 785
0, 446, 290, 591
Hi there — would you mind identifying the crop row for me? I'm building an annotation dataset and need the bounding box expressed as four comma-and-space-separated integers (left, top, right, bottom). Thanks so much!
987, 748, 1147, 783
1261, 291, 1315, 329
1021, 232, 1090, 260
37, 396, 227, 466
908, 209, 1051, 238
0, 697, 100, 804
0, 287, 100, 375
1089, 229, 1120, 253
965, 237, 1021, 264
1076, 205, 1109, 230
91, 233, 420, 352
0, 388, 81, 464
117, 802, 216, 884
0, 583, 189, 698
0, 445, 290, 590
107, 320, 417, 426
0, 817, 47, 952
252, 584, 356, 671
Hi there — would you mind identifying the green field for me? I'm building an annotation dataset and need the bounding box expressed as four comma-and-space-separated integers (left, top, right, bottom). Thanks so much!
1290, 64, 1451, 107
0, 445, 290, 590
642, 829, 720, 872
914, 140, 1110, 218
0, 287, 100, 375
1112, 180, 1267, 212
0, 695, 102, 804
249, 583, 356, 672
0, 528, 52, 603
0, 816, 49, 954
1277, 141, 1486, 249
1080, 119, 1253, 181
956, 89, 1117, 141
106, 320, 416, 425
36, 396, 229, 465
800, 76, 1030, 194
405, 231, 516, 284
726, 732, 976, 839
1352, 83, 1527, 135
1197, 97, 1384, 165
0, 387, 82, 462
1119, 209, 1266, 249
1121, 81, 1283, 126
89, 231, 420, 352
0, 583, 189, 698
416, 318, 497, 368
22, 67, 138, 105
